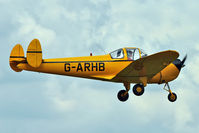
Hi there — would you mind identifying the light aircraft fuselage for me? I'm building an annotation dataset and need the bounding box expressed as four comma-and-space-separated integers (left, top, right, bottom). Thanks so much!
10, 39, 187, 102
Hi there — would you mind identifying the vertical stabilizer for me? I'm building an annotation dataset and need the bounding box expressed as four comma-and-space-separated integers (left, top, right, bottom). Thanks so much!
26, 39, 43, 68
9, 44, 25, 72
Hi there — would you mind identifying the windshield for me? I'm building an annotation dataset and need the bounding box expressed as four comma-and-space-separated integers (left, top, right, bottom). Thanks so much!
140, 49, 147, 57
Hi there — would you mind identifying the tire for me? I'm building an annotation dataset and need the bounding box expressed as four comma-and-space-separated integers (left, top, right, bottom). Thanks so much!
117, 90, 129, 102
133, 84, 144, 96
168, 92, 177, 102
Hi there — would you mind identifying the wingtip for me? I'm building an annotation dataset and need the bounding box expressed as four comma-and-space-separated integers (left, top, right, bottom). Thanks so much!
169, 50, 179, 59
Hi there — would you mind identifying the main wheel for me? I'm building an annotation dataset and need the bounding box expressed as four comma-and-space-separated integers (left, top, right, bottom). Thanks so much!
168, 92, 177, 102
133, 84, 144, 96
117, 90, 129, 102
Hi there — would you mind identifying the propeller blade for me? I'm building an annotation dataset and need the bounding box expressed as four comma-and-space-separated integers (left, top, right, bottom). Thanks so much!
181, 54, 187, 67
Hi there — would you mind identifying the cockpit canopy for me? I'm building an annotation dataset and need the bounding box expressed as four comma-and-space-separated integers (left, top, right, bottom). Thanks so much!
110, 48, 147, 60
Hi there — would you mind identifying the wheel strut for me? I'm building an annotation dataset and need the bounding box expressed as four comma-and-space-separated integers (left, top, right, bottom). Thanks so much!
163, 83, 173, 94
163, 83, 177, 102
123, 82, 130, 95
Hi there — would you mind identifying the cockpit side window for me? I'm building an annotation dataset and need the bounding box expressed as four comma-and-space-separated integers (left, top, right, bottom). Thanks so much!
110, 48, 124, 59
126, 49, 135, 60
134, 48, 140, 60
126, 48, 140, 60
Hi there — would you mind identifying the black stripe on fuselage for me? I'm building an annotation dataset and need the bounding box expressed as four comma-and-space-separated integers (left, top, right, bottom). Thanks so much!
10, 56, 25, 58
27, 51, 42, 53
42, 60, 133, 63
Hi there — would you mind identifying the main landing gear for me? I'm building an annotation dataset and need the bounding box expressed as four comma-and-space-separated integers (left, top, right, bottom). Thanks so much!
133, 84, 145, 96
163, 83, 177, 102
117, 82, 177, 102
117, 82, 130, 102
117, 83, 145, 102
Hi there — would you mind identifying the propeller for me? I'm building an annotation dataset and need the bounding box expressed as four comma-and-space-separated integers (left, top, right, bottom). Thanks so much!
173, 55, 187, 71
181, 54, 187, 68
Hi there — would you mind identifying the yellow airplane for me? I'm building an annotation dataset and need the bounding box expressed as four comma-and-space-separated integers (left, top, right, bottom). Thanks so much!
9, 39, 187, 102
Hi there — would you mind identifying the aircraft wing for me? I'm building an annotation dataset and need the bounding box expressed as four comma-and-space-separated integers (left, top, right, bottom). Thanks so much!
113, 50, 179, 81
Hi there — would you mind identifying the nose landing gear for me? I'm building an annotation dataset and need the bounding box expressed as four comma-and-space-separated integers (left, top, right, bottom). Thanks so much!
163, 83, 177, 102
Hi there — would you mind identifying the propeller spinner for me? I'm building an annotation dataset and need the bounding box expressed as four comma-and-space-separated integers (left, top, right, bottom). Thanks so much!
173, 55, 187, 71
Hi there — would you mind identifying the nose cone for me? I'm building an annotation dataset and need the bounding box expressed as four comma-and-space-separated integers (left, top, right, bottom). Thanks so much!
173, 59, 182, 71
173, 55, 187, 71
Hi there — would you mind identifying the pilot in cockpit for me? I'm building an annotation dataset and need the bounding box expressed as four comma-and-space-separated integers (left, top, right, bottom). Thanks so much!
127, 50, 133, 60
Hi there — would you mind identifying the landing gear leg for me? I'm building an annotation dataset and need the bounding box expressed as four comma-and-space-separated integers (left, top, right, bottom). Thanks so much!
117, 82, 130, 102
163, 83, 177, 102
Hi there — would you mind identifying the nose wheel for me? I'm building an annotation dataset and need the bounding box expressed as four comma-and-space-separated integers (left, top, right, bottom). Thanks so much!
163, 83, 177, 102
168, 92, 177, 102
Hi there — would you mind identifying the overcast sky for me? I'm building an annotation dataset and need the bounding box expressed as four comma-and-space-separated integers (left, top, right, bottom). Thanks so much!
1, 0, 199, 133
